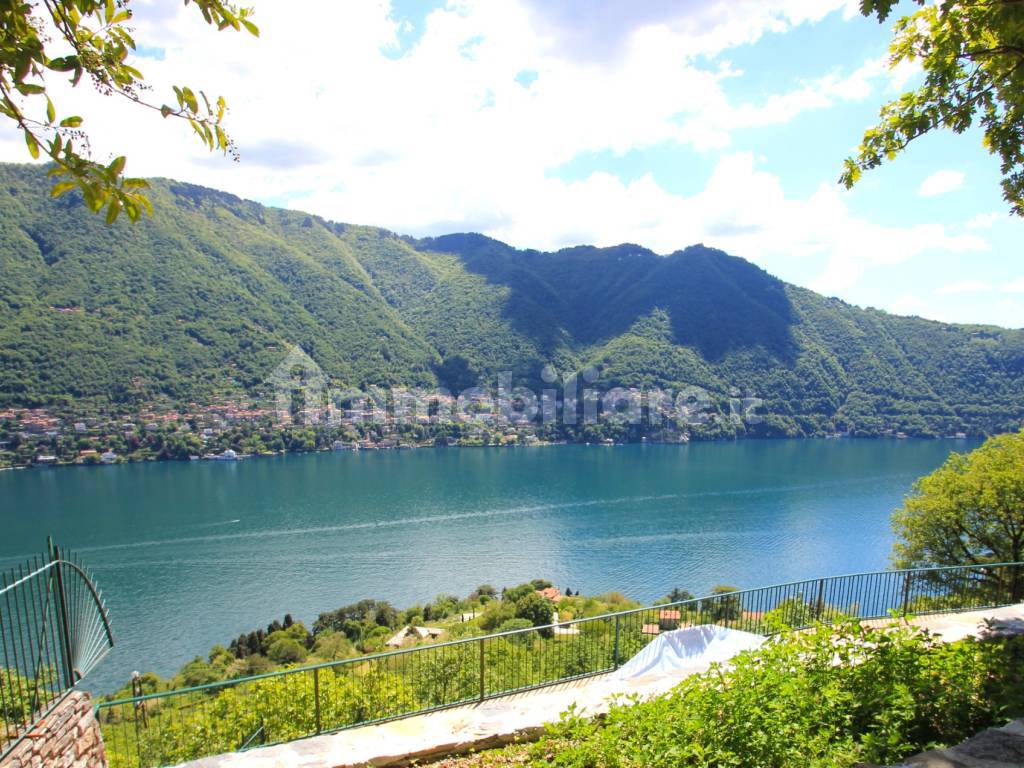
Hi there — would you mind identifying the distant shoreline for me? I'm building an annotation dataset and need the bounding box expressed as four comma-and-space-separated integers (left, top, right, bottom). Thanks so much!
2, 432, 978, 472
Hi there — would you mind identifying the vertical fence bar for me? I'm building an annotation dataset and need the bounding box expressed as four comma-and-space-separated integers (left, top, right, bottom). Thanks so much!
613, 613, 621, 669
313, 667, 321, 735
49, 543, 76, 689
478, 636, 485, 702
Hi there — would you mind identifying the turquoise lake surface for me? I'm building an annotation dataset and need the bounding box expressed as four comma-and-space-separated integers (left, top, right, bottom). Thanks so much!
0, 438, 977, 693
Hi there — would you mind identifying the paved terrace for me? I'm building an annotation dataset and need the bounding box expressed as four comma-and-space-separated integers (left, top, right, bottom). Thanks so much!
182, 605, 1024, 768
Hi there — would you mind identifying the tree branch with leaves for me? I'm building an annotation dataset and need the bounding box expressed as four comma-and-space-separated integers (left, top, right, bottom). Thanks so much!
0, 0, 257, 222
842, 0, 1024, 215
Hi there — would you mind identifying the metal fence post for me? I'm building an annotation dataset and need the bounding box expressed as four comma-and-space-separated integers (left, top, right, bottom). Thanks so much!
313, 667, 322, 734
48, 539, 76, 689
478, 637, 485, 702
815, 579, 825, 620
901, 573, 912, 616
613, 614, 621, 669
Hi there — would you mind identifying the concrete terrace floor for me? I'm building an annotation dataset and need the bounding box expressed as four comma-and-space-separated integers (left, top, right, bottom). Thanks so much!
180, 605, 1024, 768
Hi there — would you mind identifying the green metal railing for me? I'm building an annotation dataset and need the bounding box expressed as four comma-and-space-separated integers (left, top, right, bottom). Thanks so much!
0, 540, 114, 760
96, 561, 1024, 768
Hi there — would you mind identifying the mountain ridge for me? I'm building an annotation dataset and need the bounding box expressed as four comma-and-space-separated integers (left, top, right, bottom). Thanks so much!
1, 162, 1022, 438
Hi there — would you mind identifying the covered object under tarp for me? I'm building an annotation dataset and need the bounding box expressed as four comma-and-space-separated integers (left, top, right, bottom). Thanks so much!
612, 625, 766, 680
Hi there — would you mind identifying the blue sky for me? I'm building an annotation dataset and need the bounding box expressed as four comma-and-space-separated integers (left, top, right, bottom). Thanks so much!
2, 0, 1021, 327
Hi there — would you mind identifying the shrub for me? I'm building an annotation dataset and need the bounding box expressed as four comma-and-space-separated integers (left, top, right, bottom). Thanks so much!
266, 638, 307, 664
515, 593, 555, 638
497, 618, 534, 634
531, 622, 1024, 768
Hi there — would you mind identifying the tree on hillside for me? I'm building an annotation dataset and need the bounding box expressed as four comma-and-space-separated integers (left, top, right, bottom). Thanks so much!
893, 431, 1024, 598
0, 0, 257, 221
842, 1, 1024, 215
514, 592, 555, 638
701, 585, 742, 622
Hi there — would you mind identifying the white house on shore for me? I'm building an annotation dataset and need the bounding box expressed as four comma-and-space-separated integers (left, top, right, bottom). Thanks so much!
385, 625, 445, 648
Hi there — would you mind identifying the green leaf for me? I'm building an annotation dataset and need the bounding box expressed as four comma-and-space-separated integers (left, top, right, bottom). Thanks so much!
60, 116, 82, 128
24, 130, 39, 160
106, 198, 122, 224
50, 181, 77, 198
241, 19, 260, 37
47, 56, 79, 73
108, 156, 127, 178
182, 87, 199, 114
46, 97, 55, 124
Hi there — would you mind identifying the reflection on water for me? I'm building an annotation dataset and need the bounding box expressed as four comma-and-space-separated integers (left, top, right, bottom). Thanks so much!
0, 438, 975, 692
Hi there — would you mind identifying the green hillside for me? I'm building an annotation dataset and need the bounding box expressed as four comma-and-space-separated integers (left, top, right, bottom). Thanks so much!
1, 163, 1022, 437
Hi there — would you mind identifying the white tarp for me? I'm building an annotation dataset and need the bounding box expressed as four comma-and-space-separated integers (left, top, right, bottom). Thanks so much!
612, 625, 766, 680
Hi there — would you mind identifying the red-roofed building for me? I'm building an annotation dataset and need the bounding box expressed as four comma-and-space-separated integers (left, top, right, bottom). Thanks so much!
536, 587, 562, 602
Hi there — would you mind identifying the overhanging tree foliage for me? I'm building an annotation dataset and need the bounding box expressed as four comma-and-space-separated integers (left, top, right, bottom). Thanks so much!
842, 0, 1024, 215
893, 430, 1024, 577
0, 0, 257, 222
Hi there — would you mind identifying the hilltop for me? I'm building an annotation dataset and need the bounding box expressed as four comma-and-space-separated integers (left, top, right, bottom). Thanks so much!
2, 163, 1023, 438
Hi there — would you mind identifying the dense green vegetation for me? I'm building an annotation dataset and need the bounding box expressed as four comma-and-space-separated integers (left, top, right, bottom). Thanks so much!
96, 615, 1024, 768
523, 622, 1024, 768
96, 580, 649, 767
893, 430, 1024, 573
105, 579, 639, 699
3, 163, 1023, 438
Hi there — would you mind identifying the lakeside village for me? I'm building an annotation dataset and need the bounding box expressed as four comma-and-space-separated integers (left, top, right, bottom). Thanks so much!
0, 393, 697, 469
0, 386, 969, 469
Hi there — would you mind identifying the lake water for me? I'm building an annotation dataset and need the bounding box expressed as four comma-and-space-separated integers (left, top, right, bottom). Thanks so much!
0, 439, 976, 694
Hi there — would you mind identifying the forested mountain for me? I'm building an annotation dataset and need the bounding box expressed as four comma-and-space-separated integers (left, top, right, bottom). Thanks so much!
2, 163, 1022, 437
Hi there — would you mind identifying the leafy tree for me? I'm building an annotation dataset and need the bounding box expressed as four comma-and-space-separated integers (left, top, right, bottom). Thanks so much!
313, 599, 398, 637
469, 583, 497, 602
892, 431, 1024, 598
265, 637, 307, 664
501, 583, 536, 603
310, 630, 356, 662
514, 592, 555, 638
701, 585, 742, 622
843, 0, 1024, 215
496, 617, 533, 634
0, 0, 257, 221
477, 599, 516, 632
175, 656, 220, 688
666, 587, 695, 603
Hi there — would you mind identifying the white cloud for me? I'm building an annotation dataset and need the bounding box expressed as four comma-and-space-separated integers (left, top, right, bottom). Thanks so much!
965, 212, 1002, 230
935, 280, 991, 296
889, 294, 930, 318
886, 294, 1024, 328
1001, 278, 1024, 294
918, 169, 965, 197
0, 0, 994, 308
517, 0, 851, 62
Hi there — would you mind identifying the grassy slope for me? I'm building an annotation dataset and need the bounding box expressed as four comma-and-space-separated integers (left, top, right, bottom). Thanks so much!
1, 163, 1022, 435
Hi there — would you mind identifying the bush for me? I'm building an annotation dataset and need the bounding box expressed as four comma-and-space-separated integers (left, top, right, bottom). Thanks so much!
531, 622, 1024, 768
497, 618, 534, 635
266, 638, 307, 664
515, 593, 555, 638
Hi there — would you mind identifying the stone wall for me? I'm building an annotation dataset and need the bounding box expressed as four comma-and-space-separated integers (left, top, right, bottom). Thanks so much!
1, 691, 106, 768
